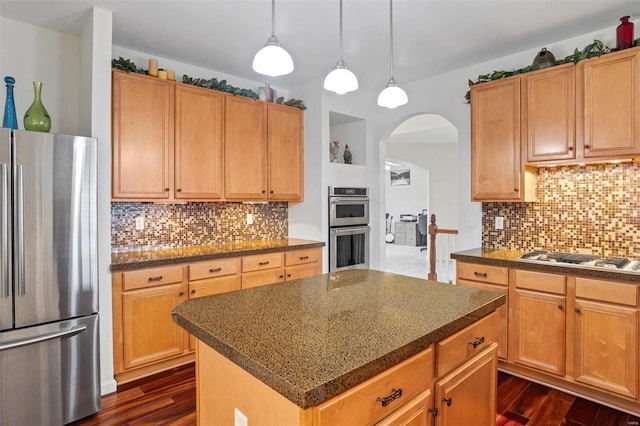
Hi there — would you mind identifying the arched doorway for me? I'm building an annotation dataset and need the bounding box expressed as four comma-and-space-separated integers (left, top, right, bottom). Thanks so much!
382, 114, 459, 279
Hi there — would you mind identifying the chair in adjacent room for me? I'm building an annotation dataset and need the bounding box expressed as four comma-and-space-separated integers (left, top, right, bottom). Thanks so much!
417, 214, 429, 252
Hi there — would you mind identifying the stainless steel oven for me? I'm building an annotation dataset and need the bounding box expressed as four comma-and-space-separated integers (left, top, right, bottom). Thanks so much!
328, 186, 370, 272
329, 186, 370, 227
329, 225, 370, 271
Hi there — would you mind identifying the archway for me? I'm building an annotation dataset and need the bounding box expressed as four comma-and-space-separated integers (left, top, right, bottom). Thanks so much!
382, 114, 459, 279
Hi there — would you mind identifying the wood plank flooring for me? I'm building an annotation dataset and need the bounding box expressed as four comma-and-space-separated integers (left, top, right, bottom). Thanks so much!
70, 364, 639, 426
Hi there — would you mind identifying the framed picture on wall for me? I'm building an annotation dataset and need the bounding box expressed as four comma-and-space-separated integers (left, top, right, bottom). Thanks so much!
390, 169, 410, 186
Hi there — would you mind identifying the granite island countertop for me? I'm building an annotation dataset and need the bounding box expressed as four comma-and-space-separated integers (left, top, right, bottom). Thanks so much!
110, 238, 324, 271
451, 248, 640, 283
172, 269, 505, 409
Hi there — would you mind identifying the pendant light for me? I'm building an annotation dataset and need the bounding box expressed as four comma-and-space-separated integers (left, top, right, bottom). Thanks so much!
377, 0, 408, 108
323, 0, 359, 94
252, 0, 294, 77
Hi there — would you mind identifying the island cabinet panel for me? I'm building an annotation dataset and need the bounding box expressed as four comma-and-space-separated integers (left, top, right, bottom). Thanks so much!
573, 277, 638, 399
174, 84, 224, 200
267, 103, 304, 201
224, 96, 268, 200
375, 389, 434, 426
112, 71, 174, 199
577, 48, 640, 159
315, 346, 434, 426
522, 63, 576, 162
433, 343, 498, 426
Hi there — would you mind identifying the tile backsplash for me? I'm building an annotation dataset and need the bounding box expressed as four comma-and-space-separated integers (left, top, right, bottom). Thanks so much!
111, 202, 288, 251
482, 162, 640, 258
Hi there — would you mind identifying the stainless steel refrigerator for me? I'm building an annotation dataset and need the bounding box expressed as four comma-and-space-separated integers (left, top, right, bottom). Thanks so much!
0, 129, 99, 425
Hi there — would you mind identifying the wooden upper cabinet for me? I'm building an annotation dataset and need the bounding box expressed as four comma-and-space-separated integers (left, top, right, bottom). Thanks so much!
267, 103, 304, 201
523, 63, 576, 162
224, 96, 268, 200
471, 78, 533, 201
174, 85, 224, 200
577, 47, 640, 158
112, 71, 173, 199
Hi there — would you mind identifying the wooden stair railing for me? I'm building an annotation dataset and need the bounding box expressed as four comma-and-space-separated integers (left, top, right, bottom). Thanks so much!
427, 214, 458, 282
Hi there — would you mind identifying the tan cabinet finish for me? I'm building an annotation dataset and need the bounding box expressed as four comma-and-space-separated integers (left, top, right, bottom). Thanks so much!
112, 71, 174, 199
434, 343, 498, 426
267, 103, 304, 201
470, 78, 535, 201
174, 84, 224, 200
376, 389, 434, 426
285, 248, 322, 281
577, 48, 640, 159
523, 63, 576, 162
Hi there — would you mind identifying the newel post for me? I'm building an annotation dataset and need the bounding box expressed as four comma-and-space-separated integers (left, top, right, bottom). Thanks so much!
428, 214, 438, 281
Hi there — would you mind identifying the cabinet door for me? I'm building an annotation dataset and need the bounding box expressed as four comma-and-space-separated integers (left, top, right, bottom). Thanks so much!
224, 96, 267, 200
457, 279, 508, 360
376, 389, 434, 426
174, 85, 224, 199
434, 343, 497, 426
122, 283, 187, 369
242, 268, 285, 289
470, 77, 524, 201
267, 103, 304, 201
523, 63, 575, 162
112, 71, 173, 199
578, 48, 640, 158
574, 299, 638, 399
512, 289, 565, 375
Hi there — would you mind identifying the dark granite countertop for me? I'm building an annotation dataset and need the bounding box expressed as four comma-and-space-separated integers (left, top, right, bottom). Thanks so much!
110, 238, 325, 271
172, 269, 505, 409
451, 248, 640, 283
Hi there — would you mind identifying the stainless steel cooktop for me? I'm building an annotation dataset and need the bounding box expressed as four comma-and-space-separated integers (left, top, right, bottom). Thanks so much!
516, 250, 640, 273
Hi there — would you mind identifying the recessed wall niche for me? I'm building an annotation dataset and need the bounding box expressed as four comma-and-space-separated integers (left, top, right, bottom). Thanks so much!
329, 111, 366, 166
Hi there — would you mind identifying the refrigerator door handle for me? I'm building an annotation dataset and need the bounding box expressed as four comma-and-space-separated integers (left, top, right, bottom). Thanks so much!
15, 165, 25, 296
0, 163, 8, 298
0, 324, 87, 351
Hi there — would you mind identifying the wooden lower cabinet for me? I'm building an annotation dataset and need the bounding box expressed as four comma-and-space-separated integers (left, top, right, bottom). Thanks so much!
434, 343, 498, 426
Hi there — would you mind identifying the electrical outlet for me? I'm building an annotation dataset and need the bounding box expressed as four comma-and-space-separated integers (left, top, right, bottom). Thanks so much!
495, 216, 504, 230
135, 216, 145, 231
234, 408, 248, 426
246, 213, 254, 225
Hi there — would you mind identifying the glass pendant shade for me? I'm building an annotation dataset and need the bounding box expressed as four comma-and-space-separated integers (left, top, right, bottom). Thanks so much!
377, 78, 408, 108
324, 60, 358, 94
253, 35, 294, 77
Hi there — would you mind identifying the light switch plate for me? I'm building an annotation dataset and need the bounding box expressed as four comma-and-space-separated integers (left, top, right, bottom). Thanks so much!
495, 216, 504, 230
135, 216, 144, 230
247, 213, 254, 225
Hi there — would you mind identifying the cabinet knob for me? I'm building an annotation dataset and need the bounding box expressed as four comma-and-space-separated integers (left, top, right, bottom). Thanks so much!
441, 397, 452, 407
191, 289, 196, 294
179, 291, 185, 296
584, 145, 590, 150
514, 188, 519, 192
557, 304, 563, 310
575, 307, 581, 313
261, 190, 266, 194
270, 190, 274, 194
165, 188, 170, 192
568, 146, 573, 151
287, 273, 291, 278
177, 188, 182, 192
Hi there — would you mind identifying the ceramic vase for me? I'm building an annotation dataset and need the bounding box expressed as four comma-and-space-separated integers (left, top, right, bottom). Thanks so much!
3, 76, 18, 130
24, 81, 51, 132
617, 16, 634, 50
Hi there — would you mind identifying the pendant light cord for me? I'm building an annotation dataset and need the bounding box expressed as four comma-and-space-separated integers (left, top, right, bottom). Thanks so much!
339, 0, 344, 60
271, 0, 276, 36
389, 0, 394, 80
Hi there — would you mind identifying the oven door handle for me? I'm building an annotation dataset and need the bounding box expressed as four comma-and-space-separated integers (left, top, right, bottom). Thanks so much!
330, 197, 370, 203
331, 226, 371, 234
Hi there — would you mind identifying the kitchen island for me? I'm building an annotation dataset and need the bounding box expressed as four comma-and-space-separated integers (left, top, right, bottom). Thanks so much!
172, 269, 505, 425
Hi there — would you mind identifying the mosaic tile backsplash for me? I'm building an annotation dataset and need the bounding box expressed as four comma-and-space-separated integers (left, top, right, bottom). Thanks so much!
111, 202, 288, 251
482, 162, 640, 258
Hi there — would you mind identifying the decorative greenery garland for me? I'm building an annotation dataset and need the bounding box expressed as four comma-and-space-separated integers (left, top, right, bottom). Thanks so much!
111, 57, 306, 109
465, 38, 640, 103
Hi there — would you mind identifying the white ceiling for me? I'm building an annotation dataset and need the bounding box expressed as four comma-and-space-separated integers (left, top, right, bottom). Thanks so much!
1, 1, 638, 93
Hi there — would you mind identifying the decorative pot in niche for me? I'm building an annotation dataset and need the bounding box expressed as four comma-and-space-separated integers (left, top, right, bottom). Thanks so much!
23, 81, 51, 132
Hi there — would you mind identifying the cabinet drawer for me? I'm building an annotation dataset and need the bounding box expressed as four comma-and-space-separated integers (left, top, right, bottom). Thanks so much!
435, 311, 499, 377
575, 277, 638, 306
514, 269, 566, 294
457, 263, 508, 285
285, 248, 321, 267
316, 346, 434, 426
285, 263, 321, 281
242, 252, 283, 273
241, 269, 285, 289
122, 265, 184, 291
189, 257, 239, 281
188, 275, 240, 298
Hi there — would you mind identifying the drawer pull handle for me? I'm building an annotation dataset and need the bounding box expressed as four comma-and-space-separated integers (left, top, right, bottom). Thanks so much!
442, 397, 452, 407
469, 336, 485, 348
209, 267, 222, 273
473, 272, 487, 278
376, 388, 403, 407
299, 256, 309, 260
148, 275, 163, 282
258, 261, 270, 266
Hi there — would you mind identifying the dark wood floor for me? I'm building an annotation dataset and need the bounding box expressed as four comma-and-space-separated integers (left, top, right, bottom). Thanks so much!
70, 364, 639, 426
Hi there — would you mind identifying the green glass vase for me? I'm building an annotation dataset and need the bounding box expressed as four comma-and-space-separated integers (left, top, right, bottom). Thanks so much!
23, 81, 51, 132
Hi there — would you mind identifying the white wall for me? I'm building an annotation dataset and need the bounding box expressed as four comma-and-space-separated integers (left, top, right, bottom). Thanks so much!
0, 17, 80, 135
329, 119, 366, 165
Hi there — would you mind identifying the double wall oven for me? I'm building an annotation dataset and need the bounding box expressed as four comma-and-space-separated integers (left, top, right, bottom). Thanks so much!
328, 186, 370, 272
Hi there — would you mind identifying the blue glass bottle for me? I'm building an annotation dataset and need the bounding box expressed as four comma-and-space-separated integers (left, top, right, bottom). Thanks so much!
3, 76, 18, 129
